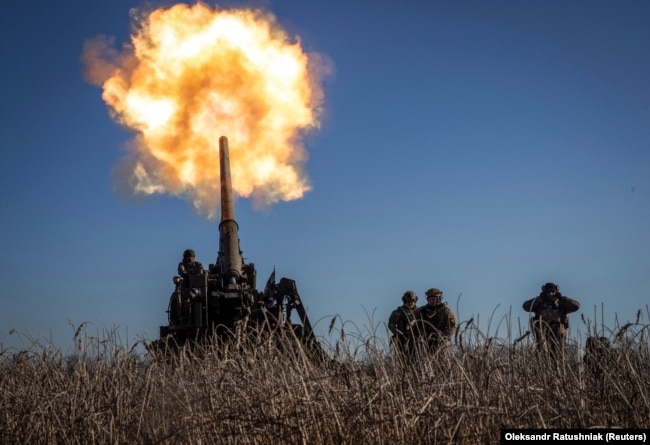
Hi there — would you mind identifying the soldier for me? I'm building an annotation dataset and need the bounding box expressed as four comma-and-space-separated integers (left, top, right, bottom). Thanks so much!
388, 291, 419, 356
584, 336, 615, 381
414, 288, 456, 353
522, 282, 580, 357
177, 249, 204, 284
169, 250, 205, 325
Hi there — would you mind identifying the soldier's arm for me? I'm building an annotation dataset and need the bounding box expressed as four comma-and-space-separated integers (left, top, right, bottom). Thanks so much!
443, 307, 457, 336
522, 297, 538, 312
388, 310, 401, 335
561, 296, 580, 313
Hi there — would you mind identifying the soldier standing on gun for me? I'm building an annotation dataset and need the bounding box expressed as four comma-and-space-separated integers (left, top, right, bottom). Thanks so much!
522, 282, 580, 358
414, 288, 456, 354
178, 249, 204, 282
388, 291, 419, 357
170, 249, 205, 324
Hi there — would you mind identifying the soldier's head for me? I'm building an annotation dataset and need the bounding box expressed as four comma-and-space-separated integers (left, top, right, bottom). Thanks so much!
585, 336, 614, 377
541, 282, 559, 298
586, 336, 611, 354
183, 249, 196, 262
402, 290, 418, 307
425, 288, 443, 305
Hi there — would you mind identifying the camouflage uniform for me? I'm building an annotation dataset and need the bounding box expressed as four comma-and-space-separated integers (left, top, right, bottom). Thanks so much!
178, 249, 204, 282
414, 288, 456, 353
388, 292, 418, 356
170, 250, 206, 325
522, 282, 579, 357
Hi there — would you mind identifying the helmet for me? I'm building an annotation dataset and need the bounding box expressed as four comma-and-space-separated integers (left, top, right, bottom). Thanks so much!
402, 291, 418, 303
183, 249, 196, 260
425, 288, 443, 299
541, 282, 559, 292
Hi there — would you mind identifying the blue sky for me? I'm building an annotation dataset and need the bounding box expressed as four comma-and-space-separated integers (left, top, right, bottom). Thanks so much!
1, 0, 649, 353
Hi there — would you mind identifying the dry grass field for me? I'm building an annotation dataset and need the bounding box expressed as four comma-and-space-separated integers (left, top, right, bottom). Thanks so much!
1, 312, 649, 444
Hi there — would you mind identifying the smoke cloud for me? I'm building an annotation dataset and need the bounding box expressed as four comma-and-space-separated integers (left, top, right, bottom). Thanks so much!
83, 3, 331, 218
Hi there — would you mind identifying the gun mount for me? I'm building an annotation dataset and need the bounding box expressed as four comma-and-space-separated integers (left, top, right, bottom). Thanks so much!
154, 136, 322, 357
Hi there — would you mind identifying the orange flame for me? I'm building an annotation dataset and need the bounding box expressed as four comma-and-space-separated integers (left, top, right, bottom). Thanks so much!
83, 3, 329, 218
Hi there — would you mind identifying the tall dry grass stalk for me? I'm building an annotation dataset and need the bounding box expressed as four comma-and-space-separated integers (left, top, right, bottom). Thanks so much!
1, 313, 649, 444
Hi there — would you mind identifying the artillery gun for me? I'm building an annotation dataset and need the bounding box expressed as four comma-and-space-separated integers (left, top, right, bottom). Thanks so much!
154, 136, 322, 356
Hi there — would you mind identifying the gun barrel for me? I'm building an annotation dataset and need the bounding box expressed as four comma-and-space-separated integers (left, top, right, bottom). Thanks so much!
219, 136, 235, 222
217, 136, 243, 279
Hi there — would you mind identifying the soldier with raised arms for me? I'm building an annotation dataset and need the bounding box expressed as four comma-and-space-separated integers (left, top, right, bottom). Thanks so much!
522, 282, 580, 357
